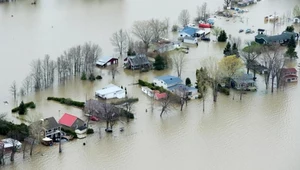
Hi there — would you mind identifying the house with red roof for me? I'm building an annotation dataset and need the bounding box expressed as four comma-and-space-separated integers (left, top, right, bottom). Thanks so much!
58, 113, 85, 131
281, 68, 298, 83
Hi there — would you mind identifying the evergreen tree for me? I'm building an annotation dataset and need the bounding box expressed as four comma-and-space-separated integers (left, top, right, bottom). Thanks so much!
185, 77, 192, 86
286, 36, 298, 59
153, 55, 166, 70
18, 101, 27, 115
223, 42, 232, 55
285, 26, 294, 32
217, 30, 228, 42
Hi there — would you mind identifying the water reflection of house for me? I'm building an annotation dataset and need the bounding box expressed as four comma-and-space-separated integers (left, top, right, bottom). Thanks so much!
59, 113, 85, 131
281, 68, 298, 82
123, 54, 151, 70
232, 74, 257, 91
153, 75, 198, 99
30, 117, 61, 140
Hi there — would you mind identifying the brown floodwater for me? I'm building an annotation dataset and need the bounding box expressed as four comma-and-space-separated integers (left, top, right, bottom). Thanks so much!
0, 0, 300, 169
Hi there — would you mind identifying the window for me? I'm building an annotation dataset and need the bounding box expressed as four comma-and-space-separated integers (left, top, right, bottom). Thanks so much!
292, 78, 295, 80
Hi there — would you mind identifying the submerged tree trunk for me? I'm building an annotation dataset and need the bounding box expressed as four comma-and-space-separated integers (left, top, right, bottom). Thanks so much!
10, 149, 15, 162
202, 97, 205, 112
271, 76, 275, 93
23, 142, 27, 159
30, 139, 35, 156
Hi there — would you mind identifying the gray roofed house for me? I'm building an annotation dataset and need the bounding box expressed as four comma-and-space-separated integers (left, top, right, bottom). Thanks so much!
30, 117, 61, 140
255, 31, 299, 44
232, 74, 257, 91
124, 54, 151, 70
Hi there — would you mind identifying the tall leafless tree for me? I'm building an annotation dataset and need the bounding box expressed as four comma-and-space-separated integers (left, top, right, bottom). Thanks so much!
108, 65, 119, 80
178, 9, 190, 27
22, 76, 32, 95
224, 0, 231, 8
202, 56, 221, 102
271, 51, 285, 92
172, 52, 186, 78
31, 59, 43, 91
159, 93, 175, 117
110, 29, 128, 56
10, 81, 17, 101
132, 20, 153, 51
261, 45, 284, 91
149, 19, 168, 42
196, 2, 208, 22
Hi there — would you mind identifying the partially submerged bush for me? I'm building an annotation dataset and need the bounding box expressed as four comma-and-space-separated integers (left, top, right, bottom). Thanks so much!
87, 128, 94, 134
12, 101, 36, 113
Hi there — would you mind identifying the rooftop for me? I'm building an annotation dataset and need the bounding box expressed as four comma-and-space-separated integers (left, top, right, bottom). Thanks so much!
180, 26, 199, 36
59, 113, 78, 127
155, 75, 183, 86
95, 84, 124, 95
96, 56, 117, 65
127, 54, 150, 66
233, 74, 255, 84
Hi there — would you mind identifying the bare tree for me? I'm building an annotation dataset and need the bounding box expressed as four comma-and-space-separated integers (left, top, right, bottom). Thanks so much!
10, 81, 17, 101
159, 93, 175, 117
202, 56, 221, 102
149, 19, 168, 42
196, 67, 209, 112
178, 9, 190, 27
196, 2, 208, 22
228, 35, 242, 50
27, 114, 44, 156
261, 45, 284, 91
224, 0, 231, 8
22, 76, 32, 96
31, 59, 43, 91
108, 65, 119, 80
271, 51, 285, 93
132, 20, 153, 51
172, 52, 186, 78
110, 29, 128, 56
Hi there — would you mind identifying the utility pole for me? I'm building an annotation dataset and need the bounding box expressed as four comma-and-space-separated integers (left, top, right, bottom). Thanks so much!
59, 110, 62, 153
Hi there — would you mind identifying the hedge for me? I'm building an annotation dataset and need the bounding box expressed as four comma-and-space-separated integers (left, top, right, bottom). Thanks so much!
122, 110, 134, 119
11, 101, 36, 113
0, 119, 29, 141
47, 97, 85, 108
138, 79, 167, 93
218, 86, 230, 95
111, 98, 139, 105
87, 128, 94, 134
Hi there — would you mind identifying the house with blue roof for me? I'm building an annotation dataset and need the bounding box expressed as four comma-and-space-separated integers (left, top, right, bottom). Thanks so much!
153, 75, 198, 99
179, 26, 201, 38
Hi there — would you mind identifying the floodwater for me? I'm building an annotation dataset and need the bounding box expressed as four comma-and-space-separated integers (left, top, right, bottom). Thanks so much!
0, 0, 300, 169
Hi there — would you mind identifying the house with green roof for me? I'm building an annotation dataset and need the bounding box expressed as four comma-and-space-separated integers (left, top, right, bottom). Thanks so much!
255, 31, 299, 45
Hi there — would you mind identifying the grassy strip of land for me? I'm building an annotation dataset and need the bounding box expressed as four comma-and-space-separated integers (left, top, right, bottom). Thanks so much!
11, 101, 36, 113
138, 79, 167, 93
47, 97, 85, 108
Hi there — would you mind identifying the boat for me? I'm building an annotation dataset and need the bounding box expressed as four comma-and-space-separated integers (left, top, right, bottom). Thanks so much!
245, 29, 251, 34
239, 29, 244, 33
201, 37, 210, 41
41, 137, 53, 146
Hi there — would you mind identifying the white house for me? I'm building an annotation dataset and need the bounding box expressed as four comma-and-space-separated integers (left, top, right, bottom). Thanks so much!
96, 56, 118, 67
95, 84, 125, 99
153, 75, 183, 89
182, 37, 198, 45
141, 86, 154, 97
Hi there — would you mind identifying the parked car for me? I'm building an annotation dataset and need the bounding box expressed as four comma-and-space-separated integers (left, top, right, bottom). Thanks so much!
90, 115, 99, 121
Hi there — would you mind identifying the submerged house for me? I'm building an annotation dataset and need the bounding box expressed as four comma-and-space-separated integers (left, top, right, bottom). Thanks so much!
255, 30, 299, 45
182, 36, 198, 46
59, 113, 85, 131
231, 74, 257, 91
153, 75, 198, 99
30, 117, 61, 140
179, 26, 202, 38
124, 54, 151, 70
281, 68, 298, 83
141, 86, 167, 100
95, 84, 126, 99
96, 56, 118, 67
